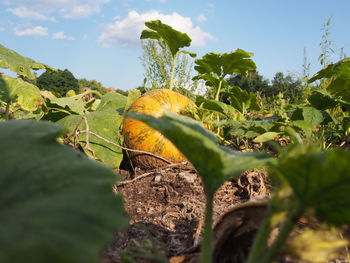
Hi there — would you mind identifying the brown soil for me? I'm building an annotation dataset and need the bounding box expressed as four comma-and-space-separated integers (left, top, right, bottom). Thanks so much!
101, 158, 349, 263
102, 163, 270, 263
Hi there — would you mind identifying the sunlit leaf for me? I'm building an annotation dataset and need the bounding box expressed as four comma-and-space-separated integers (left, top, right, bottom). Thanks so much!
96, 92, 127, 113
195, 95, 237, 117
253, 132, 280, 143
287, 229, 348, 263
309, 58, 350, 102
1, 75, 44, 112
0, 44, 54, 79
0, 120, 128, 263
301, 107, 324, 126
194, 50, 256, 81
273, 145, 350, 226
129, 111, 271, 195
58, 110, 124, 169
141, 20, 193, 58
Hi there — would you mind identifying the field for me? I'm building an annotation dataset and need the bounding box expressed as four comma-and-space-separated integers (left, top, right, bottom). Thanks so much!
1, 20, 350, 263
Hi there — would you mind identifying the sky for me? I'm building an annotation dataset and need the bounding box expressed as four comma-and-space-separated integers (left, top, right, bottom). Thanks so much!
0, 0, 349, 91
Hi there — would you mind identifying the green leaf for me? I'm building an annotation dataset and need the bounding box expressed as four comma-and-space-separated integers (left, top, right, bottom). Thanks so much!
0, 44, 54, 80
290, 120, 315, 135
0, 119, 128, 263
302, 107, 324, 126
223, 85, 261, 113
253, 132, 280, 143
1, 75, 44, 111
195, 95, 237, 117
128, 111, 271, 196
308, 90, 337, 110
123, 89, 141, 117
194, 50, 256, 81
308, 58, 350, 103
48, 93, 88, 115
58, 110, 124, 169
96, 92, 127, 113
274, 146, 350, 226
141, 20, 193, 58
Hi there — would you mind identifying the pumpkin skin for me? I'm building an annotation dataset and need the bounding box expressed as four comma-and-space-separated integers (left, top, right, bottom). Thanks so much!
121, 89, 193, 168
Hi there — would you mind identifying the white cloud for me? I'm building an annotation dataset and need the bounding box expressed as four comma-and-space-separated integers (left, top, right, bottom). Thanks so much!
14, 24, 48, 36
52, 31, 75, 40
3, 0, 109, 19
98, 10, 214, 48
197, 14, 207, 23
6, 7, 56, 21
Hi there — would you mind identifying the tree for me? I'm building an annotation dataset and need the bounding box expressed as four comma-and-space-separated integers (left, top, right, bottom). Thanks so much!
37, 69, 79, 97
227, 70, 269, 94
269, 72, 303, 102
78, 78, 108, 94
140, 39, 194, 93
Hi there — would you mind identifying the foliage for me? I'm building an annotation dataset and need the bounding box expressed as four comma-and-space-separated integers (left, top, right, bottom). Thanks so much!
0, 119, 128, 263
0, 44, 54, 80
78, 78, 109, 94
37, 69, 79, 97
128, 111, 271, 262
58, 92, 127, 168
193, 49, 256, 101
140, 39, 194, 92
227, 70, 269, 94
140, 20, 196, 91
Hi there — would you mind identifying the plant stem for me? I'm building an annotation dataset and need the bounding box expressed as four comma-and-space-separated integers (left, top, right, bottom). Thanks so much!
245, 208, 273, 263
169, 54, 177, 91
200, 194, 213, 263
246, 205, 303, 263
4, 101, 10, 120
214, 79, 223, 101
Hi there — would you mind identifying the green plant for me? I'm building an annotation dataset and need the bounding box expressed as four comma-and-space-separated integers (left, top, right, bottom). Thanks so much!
130, 111, 350, 262
140, 20, 196, 91
0, 120, 128, 263
128, 111, 271, 262
193, 50, 256, 101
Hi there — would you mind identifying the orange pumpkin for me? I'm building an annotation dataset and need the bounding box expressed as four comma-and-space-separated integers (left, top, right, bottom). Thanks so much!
121, 89, 193, 168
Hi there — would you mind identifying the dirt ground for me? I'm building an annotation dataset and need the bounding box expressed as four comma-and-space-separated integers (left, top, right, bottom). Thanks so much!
101, 162, 348, 263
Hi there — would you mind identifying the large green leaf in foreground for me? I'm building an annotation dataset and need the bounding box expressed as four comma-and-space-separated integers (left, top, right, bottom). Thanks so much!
0, 120, 128, 263
274, 145, 350, 226
0, 44, 54, 79
129, 112, 271, 195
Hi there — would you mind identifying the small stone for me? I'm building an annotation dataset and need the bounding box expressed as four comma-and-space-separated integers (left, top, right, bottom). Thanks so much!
154, 174, 162, 183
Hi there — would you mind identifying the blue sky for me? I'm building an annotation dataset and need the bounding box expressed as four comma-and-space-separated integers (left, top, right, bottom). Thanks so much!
1, 0, 349, 91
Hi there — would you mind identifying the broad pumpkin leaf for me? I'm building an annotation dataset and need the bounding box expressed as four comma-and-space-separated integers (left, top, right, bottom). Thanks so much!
0, 44, 54, 80
195, 95, 237, 117
301, 107, 324, 126
140, 20, 195, 58
194, 50, 256, 80
129, 111, 271, 196
48, 93, 88, 115
0, 119, 128, 263
1, 75, 44, 112
96, 92, 127, 113
308, 58, 350, 103
58, 110, 124, 169
223, 85, 261, 113
308, 90, 337, 110
123, 89, 141, 117
273, 145, 350, 226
